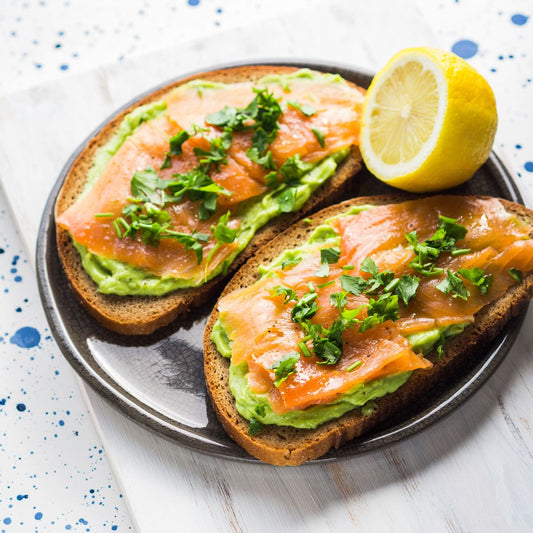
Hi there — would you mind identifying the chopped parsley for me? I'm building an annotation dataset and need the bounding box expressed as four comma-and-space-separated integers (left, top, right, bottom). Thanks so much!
406, 215, 469, 276
311, 127, 326, 148
458, 266, 493, 295
281, 256, 302, 270
509, 267, 523, 283
160, 130, 190, 169
315, 246, 340, 278
211, 210, 237, 244
248, 417, 264, 436
270, 352, 300, 387
346, 360, 362, 372
435, 269, 470, 300
287, 100, 317, 117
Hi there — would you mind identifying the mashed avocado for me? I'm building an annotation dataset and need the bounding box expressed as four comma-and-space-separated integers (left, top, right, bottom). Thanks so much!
211, 210, 468, 429
75, 71, 352, 296
212, 318, 466, 429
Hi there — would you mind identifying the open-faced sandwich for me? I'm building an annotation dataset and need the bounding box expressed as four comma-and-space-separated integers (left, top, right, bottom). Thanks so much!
55, 66, 365, 334
204, 195, 533, 465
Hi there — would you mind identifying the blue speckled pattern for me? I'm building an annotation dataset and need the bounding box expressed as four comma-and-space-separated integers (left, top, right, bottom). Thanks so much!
0, 190, 132, 530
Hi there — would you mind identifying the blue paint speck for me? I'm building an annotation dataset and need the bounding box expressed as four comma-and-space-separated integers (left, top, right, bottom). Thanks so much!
10, 268, 17, 274
79, 518, 88, 525
188, 0, 200, 5
35, 512, 43, 520
3, 517, 12, 525
511, 14, 528, 25
12, 255, 19, 265
60, 64, 69, 71
524, 162, 533, 172
10, 327, 41, 348
59, 420, 65, 426
516, 144, 522, 149
0, 399, 6, 405
14, 275, 22, 282
65, 525, 72, 530
16, 494, 28, 501
111, 527, 117, 531
16, 403, 26, 412
451, 39, 478, 59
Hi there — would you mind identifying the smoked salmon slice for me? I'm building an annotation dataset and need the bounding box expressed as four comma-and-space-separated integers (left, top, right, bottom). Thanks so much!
57, 76, 364, 281
218, 196, 533, 413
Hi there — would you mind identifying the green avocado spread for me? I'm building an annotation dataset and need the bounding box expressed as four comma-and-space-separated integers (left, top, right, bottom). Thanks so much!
75, 71, 351, 296
211, 210, 468, 429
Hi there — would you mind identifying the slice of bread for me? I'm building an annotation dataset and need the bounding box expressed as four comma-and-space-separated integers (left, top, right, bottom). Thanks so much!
55, 66, 363, 335
203, 195, 533, 466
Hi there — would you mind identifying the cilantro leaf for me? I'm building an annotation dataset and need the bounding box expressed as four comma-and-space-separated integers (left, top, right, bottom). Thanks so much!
291, 290, 318, 323
509, 267, 523, 283
160, 131, 190, 169
287, 100, 317, 116
437, 215, 467, 241
277, 187, 296, 213
311, 128, 326, 148
205, 106, 238, 127
270, 285, 298, 304
321, 247, 341, 265
281, 256, 301, 270
279, 154, 313, 186
458, 266, 493, 295
361, 293, 399, 331
395, 274, 420, 306
436, 270, 470, 300
314, 262, 330, 278
246, 148, 276, 170
130, 168, 168, 204
330, 291, 347, 311
264, 171, 279, 188
270, 352, 300, 387
361, 257, 379, 277
211, 211, 237, 244
340, 274, 369, 296
248, 417, 264, 436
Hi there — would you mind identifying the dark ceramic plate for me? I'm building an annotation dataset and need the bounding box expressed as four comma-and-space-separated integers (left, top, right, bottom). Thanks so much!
37, 61, 527, 462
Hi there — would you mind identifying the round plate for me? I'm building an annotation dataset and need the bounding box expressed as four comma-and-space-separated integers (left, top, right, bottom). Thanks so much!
37, 60, 527, 462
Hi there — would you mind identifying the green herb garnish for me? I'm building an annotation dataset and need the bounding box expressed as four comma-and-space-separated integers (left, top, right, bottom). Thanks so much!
311, 128, 326, 148
436, 270, 470, 300
458, 266, 493, 295
270, 352, 300, 387
248, 417, 264, 436
509, 267, 523, 283
287, 100, 316, 116
160, 130, 190, 169
346, 360, 362, 372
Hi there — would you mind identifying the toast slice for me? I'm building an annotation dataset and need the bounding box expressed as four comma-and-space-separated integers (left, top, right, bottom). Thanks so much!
203, 195, 533, 466
55, 66, 363, 334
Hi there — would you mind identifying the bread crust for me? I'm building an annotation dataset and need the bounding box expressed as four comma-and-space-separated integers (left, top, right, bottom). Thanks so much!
54, 66, 363, 334
203, 195, 533, 466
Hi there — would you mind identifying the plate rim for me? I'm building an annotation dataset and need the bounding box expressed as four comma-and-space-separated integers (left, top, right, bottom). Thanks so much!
36, 59, 527, 463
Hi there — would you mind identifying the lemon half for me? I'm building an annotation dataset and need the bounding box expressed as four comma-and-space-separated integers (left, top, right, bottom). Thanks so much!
360, 47, 497, 192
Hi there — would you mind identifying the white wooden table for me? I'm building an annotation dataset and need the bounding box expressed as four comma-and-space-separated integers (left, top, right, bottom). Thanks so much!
1, 1, 532, 531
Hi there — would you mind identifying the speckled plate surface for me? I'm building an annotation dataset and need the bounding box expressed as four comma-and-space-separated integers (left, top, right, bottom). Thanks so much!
37, 61, 527, 463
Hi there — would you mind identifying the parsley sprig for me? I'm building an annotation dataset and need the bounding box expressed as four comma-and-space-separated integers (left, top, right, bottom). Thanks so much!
104, 168, 236, 264
406, 215, 470, 276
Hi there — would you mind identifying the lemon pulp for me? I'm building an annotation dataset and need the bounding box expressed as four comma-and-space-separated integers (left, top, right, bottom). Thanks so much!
360, 47, 497, 192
